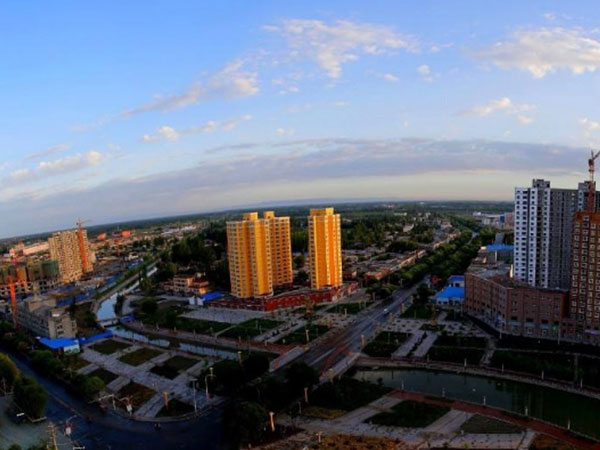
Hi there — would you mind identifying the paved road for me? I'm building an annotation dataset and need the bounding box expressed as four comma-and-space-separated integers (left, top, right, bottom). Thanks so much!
6, 349, 228, 450
298, 284, 420, 375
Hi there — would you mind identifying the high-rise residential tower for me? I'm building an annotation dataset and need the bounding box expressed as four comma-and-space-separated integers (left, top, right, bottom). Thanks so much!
226, 211, 292, 299
513, 179, 594, 289
307, 208, 342, 289
48, 229, 93, 283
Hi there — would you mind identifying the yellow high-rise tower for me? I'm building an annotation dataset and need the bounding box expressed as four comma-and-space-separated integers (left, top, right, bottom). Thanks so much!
48, 229, 94, 283
308, 208, 342, 289
227, 211, 292, 298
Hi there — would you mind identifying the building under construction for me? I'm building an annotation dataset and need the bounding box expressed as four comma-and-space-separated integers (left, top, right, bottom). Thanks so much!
48, 227, 95, 284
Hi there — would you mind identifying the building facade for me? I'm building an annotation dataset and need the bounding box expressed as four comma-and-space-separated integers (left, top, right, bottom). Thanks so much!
307, 208, 343, 289
16, 298, 77, 339
48, 229, 94, 283
0, 260, 60, 298
514, 179, 589, 289
226, 211, 292, 299
465, 268, 567, 340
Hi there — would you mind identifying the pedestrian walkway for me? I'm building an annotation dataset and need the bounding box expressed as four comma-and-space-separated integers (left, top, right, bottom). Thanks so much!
392, 330, 423, 358
334, 396, 402, 425
413, 331, 438, 358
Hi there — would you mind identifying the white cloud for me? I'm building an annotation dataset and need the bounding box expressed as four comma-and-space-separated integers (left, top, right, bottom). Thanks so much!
265, 19, 418, 78
580, 117, 600, 132
416, 64, 434, 82
142, 126, 180, 142
142, 115, 253, 143
331, 101, 349, 107
382, 73, 399, 82
517, 115, 534, 125
27, 143, 71, 160
461, 97, 534, 117
38, 151, 103, 175
10, 169, 32, 182
276, 127, 295, 136
473, 27, 600, 78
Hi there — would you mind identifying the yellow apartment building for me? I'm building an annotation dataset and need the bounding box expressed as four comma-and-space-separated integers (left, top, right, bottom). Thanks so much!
48, 229, 94, 283
227, 211, 292, 298
308, 208, 343, 289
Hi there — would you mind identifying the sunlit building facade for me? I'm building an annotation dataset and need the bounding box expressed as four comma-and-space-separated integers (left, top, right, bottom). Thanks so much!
307, 208, 342, 289
48, 230, 93, 283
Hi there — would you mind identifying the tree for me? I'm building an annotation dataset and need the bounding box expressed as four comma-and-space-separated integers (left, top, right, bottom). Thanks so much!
294, 270, 309, 285
224, 401, 268, 446
13, 376, 48, 419
141, 298, 158, 315
30, 351, 64, 378
213, 360, 244, 392
285, 362, 318, 396
8, 444, 22, 450
414, 283, 432, 305
242, 353, 269, 381
0, 354, 19, 390
79, 375, 105, 400
293, 254, 305, 270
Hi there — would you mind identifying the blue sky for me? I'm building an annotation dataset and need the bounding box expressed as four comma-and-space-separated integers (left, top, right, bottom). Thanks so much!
2, 1, 600, 237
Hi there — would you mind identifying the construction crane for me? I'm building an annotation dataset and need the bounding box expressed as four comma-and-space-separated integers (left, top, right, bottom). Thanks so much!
588, 150, 600, 212
7, 256, 25, 329
76, 219, 91, 273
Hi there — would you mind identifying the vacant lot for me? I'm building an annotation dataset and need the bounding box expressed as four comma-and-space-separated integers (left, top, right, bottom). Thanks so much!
369, 400, 449, 428
118, 348, 163, 366
91, 339, 131, 355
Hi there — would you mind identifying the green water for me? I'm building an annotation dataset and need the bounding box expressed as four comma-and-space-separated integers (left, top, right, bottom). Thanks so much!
354, 368, 600, 438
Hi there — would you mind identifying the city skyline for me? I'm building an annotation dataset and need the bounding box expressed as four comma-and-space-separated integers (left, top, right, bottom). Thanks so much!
4, 1, 600, 237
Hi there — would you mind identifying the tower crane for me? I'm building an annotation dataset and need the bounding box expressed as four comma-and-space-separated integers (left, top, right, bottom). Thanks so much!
588, 150, 600, 212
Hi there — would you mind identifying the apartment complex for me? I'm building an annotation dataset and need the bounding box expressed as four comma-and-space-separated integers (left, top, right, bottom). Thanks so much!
226, 211, 292, 299
0, 260, 60, 298
568, 211, 600, 330
514, 179, 588, 289
307, 208, 342, 289
48, 229, 94, 283
16, 297, 77, 339
465, 267, 567, 340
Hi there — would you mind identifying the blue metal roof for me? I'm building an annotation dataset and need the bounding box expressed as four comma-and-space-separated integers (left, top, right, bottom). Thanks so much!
448, 275, 465, 284
202, 291, 224, 301
39, 337, 79, 350
436, 286, 465, 300
484, 244, 514, 251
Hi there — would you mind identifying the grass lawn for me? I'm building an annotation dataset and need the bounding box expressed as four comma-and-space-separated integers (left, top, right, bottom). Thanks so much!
433, 335, 487, 348
63, 355, 89, 370
312, 377, 391, 411
137, 303, 231, 335
460, 415, 523, 434
156, 398, 195, 417
276, 323, 330, 345
401, 303, 435, 319
118, 381, 156, 411
118, 347, 163, 366
150, 355, 199, 380
220, 318, 282, 340
427, 346, 484, 365
326, 302, 373, 315
363, 332, 410, 358
89, 368, 119, 385
91, 339, 131, 355
369, 400, 449, 427
301, 406, 346, 420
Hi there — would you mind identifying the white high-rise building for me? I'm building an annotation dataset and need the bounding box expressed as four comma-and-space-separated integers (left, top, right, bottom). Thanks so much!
514, 179, 590, 289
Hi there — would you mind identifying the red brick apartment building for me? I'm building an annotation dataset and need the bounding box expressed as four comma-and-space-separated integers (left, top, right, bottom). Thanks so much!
465, 267, 567, 340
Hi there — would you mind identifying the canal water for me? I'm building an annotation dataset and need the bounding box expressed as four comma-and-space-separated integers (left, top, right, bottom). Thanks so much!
354, 368, 600, 439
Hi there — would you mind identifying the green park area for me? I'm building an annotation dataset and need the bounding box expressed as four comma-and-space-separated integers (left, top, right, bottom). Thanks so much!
118, 381, 156, 411
460, 415, 523, 434
220, 318, 281, 340
363, 331, 410, 357
89, 368, 119, 385
118, 348, 163, 366
368, 400, 449, 427
276, 324, 329, 345
150, 355, 199, 379
91, 339, 131, 355
311, 377, 391, 412
426, 333, 487, 365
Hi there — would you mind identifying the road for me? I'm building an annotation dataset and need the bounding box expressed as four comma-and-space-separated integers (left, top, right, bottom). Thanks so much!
298, 284, 420, 375
6, 348, 228, 450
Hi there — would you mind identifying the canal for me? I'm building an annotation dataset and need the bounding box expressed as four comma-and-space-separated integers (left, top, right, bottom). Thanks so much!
354, 368, 600, 439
